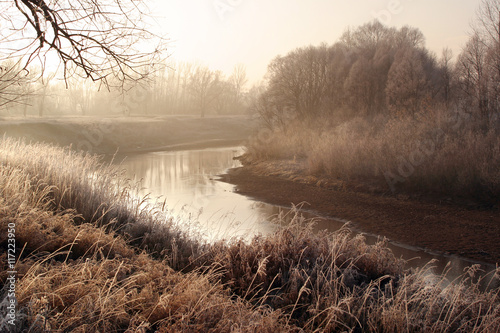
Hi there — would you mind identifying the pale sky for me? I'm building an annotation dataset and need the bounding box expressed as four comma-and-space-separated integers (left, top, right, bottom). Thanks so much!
151, 0, 482, 85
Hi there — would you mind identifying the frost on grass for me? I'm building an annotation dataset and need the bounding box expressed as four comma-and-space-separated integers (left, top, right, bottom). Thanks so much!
0, 139, 498, 332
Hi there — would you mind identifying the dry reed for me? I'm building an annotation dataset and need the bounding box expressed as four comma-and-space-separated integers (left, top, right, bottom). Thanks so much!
245, 112, 500, 205
0, 138, 498, 332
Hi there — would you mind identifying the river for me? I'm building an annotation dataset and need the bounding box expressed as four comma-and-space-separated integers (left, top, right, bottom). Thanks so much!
118, 145, 498, 285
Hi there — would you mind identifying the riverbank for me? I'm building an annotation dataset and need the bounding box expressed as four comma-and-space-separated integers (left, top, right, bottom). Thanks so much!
1, 138, 499, 332
244, 115, 500, 208
0, 115, 258, 155
222, 160, 500, 265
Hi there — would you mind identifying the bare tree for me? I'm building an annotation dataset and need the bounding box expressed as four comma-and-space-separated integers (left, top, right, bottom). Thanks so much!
344, 56, 376, 115
386, 47, 430, 116
265, 45, 331, 121
0, 60, 36, 109
155, 61, 192, 114
439, 48, 454, 109
457, 0, 500, 117
394, 26, 426, 49
251, 89, 288, 131
0, 0, 165, 104
457, 33, 489, 117
340, 20, 396, 58
213, 80, 234, 114
35, 70, 56, 117
266, 53, 303, 120
475, 0, 500, 114
474, 0, 500, 44
188, 65, 222, 117
67, 77, 97, 116
177, 62, 194, 113
229, 64, 248, 103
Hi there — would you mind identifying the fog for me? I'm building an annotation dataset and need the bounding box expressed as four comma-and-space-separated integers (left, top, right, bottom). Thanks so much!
152, 0, 481, 84
0, 0, 485, 118
0, 61, 251, 118
1, 2, 499, 331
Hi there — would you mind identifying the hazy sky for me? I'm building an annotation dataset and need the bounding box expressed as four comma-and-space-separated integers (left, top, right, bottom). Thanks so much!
151, 0, 483, 85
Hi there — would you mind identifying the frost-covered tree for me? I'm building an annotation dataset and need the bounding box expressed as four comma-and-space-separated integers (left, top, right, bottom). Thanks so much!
456, 0, 500, 117
386, 48, 430, 115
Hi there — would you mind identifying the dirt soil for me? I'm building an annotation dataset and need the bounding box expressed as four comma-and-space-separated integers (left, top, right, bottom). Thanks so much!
221, 161, 500, 265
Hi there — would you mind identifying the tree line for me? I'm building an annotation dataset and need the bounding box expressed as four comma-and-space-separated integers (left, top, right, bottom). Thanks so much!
1, 0, 498, 121
254, 2, 500, 130
0, 61, 253, 117
147, 62, 251, 117
0, 0, 255, 118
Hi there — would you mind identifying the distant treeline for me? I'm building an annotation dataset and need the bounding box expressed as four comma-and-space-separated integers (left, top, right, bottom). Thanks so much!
0, 61, 254, 117
2, 3, 499, 122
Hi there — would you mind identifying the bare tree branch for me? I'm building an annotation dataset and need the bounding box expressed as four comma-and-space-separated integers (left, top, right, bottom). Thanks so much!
0, 0, 167, 93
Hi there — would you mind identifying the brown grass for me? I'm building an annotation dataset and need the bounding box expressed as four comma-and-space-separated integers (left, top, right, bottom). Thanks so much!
0, 140, 290, 332
0, 138, 499, 332
0, 137, 204, 269
245, 112, 500, 205
209, 211, 499, 331
15, 255, 290, 332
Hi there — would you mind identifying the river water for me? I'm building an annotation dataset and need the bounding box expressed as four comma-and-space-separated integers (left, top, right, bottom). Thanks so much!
119, 146, 497, 285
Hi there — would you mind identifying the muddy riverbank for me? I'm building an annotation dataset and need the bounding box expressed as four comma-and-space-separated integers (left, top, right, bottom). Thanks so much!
221, 162, 500, 265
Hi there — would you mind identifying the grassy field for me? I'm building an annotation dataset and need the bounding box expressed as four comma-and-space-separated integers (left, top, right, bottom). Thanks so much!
1, 138, 499, 332
0, 115, 258, 156
244, 112, 500, 207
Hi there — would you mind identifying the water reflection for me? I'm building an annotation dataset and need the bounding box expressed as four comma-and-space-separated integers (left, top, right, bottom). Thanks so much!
119, 146, 497, 287
120, 147, 279, 240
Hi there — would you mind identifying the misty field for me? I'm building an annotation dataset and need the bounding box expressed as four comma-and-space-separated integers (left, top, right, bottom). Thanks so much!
1, 138, 499, 332
0, 115, 257, 156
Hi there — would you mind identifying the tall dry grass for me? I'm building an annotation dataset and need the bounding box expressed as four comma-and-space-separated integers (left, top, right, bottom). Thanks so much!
14, 254, 289, 332
245, 111, 500, 205
0, 139, 291, 332
0, 137, 204, 269
0, 138, 499, 332
208, 211, 499, 331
